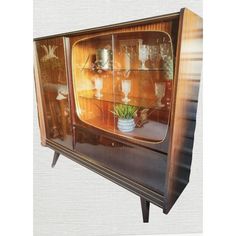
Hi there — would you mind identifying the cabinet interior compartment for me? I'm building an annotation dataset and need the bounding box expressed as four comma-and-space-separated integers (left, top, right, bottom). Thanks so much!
72, 31, 175, 143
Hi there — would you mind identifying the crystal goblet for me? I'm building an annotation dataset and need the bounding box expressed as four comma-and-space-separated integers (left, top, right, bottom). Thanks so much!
95, 78, 103, 99
159, 39, 171, 61
139, 45, 149, 70
155, 82, 166, 107
122, 79, 131, 104
149, 45, 159, 68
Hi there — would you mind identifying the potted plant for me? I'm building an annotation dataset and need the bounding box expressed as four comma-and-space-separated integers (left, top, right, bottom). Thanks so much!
112, 104, 138, 132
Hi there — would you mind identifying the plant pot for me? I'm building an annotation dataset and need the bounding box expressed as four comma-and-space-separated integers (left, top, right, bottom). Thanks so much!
117, 118, 135, 132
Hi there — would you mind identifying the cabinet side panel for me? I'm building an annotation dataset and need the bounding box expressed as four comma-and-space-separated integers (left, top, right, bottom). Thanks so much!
34, 43, 47, 145
164, 8, 203, 213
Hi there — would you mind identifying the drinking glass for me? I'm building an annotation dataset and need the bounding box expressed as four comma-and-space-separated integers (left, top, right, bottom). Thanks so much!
149, 45, 159, 68
96, 48, 112, 70
159, 38, 171, 61
124, 46, 131, 73
155, 82, 166, 107
95, 78, 103, 99
139, 45, 149, 70
122, 79, 131, 103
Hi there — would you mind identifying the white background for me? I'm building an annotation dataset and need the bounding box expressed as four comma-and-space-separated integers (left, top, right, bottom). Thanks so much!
1, 0, 236, 236
33, 0, 202, 38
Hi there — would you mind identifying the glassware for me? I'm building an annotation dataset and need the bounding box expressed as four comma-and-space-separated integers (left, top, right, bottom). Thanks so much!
139, 45, 149, 70
122, 79, 131, 103
159, 38, 171, 61
148, 45, 159, 68
155, 82, 166, 107
94, 77, 103, 99
96, 48, 112, 70
124, 46, 131, 73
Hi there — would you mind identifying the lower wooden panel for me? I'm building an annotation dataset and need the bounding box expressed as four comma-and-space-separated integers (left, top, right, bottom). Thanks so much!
46, 139, 164, 208
74, 125, 167, 195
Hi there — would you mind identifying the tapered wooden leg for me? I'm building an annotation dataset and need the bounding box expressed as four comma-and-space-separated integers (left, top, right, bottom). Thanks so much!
51, 151, 60, 168
140, 197, 150, 223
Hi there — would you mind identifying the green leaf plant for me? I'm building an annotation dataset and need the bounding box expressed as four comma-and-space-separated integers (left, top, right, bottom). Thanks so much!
111, 104, 138, 119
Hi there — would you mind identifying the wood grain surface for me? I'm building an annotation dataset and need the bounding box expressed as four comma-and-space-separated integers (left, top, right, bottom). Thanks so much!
164, 8, 202, 213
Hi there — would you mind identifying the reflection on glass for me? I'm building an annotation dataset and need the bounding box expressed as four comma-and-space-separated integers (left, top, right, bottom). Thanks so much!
122, 79, 131, 103
155, 82, 166, 107
95, 77, 103, 99
56, 85, 68, 100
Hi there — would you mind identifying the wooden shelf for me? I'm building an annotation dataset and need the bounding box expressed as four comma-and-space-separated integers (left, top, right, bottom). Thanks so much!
77, 91, 169, 110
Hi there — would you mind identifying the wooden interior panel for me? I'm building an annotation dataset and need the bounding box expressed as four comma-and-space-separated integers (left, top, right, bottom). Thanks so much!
69, 20, 173, 45
164, 8, 202, 213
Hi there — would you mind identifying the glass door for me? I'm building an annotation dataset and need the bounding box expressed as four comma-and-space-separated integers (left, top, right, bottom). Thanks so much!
72, 31, 174, 143
72, 35, 115, 132
35, 37, 72, 148
113, 32, 173, 142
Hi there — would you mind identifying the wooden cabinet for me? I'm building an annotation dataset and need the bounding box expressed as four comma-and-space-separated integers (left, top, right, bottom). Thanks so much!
34, 8, 202, 222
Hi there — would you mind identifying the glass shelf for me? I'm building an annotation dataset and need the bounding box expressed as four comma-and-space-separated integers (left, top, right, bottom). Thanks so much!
75, 66, 170, 72
77, 91, 169, 110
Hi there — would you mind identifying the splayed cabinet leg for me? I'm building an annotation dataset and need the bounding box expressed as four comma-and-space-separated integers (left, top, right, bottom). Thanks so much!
140, 197, 150, 223
51, 151, 60, 168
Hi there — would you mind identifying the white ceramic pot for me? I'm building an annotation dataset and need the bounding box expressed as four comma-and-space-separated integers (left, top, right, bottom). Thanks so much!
117, 118, 135, 132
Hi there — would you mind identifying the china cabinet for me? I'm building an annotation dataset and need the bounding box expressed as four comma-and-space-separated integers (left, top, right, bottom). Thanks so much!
34, 8, 202, 222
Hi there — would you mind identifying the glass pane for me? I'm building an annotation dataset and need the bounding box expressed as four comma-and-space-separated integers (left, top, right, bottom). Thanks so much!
72, 35, 115, 132
113, 32, 173, 142
72, 31, 173, 143
36, 37, 72, 148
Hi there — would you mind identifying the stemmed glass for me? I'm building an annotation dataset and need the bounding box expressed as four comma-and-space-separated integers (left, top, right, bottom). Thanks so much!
159, 38, 172, 61
122, 79, 131, 104
139, 45, 149, 70
149, 45, 159, 68
155, 82, 166, 107
94, 77, 103, 99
